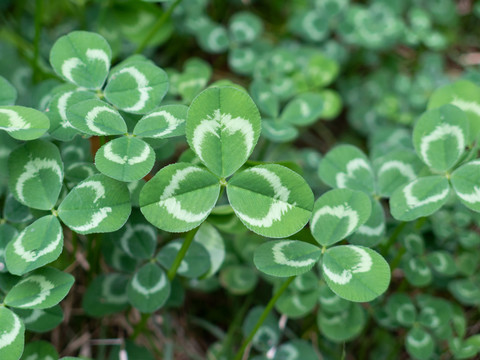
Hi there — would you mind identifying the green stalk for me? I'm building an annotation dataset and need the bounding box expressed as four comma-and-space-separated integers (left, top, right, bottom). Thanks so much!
131, 313, 150, 340
33, 0, 43, 83
135, 0, 184, 54
233, 277, 295, 360
167, 226, 200, 281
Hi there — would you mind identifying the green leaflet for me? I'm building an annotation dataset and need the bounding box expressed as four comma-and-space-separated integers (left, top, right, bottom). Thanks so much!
243, 306, 280, 352
95, 137, 155, 182
306, 53, 339, 88
127, 263, 170, 313
318, 144, 375, 194
254, 240, 322, 277
228, 11, 263, 44
374, 150, 425, 198
0, 307, 25, 360
348, 198, 385, 247
8, 140, 64, 210
428, 80, 480, 142
186, 86, 261, 178
317, 303, 366, 342
2, 193, 33, 224
0, 106, 49, 141
113, 213, 157, 260
157, 239, 211, 279
274, 340, 318, 360
449, 279, 480, 306
83, 274, 129, 317
390, 176, 451, 221
220, 265, 258, 295
104, 59, 169, 114
140, 163, 220, 233
228, 47, 257, 75
227, 164, 314, 238
197, 24, 230, 54
451, 160, 480, 212
133, 104, 187, 139
5, 267, 74, 309
21, 341, 59, 360
46, 85, 96, 141
385, 293, 417, 327
413, 104, 469, 172
280, 92, 324, 126
318, 284, 350, 314
193, 222, 225, 278
261, 119, 298, 143
108, 340, 155, 360
14, 305, 64, 333
310, 188, 371, 247
322, 245, 390, 302
6, 215, 63, 275
403, 256, 432, 287
318, 89, 342, 120
49, 31, 112, 89
0, 76, 17, 105
58, 174, 131, 234
276, 282, 319, 319
426, 251, 457, 276
0, 224, 18, 273
250, 79, 279, 118
67, 99, 127, 136
406, 327, 434, 360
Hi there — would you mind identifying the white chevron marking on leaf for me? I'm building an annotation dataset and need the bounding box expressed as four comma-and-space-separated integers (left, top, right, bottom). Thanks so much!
207, 27, 226, 51
85, 106, 117, 135
102, 275, 128, 304
420, 124, 465, 167
272, 241, 316, 268
144, 110, 184, 138
158, 167, 210, 223
378, 160, 416, 181
131, 270, 166, 296
86, 49, 110, 70
357, 222, 385, 237
57, 91, 75, 128
76, 180, 105, 203
69, 207, 112, 232
409, 258, 430, 277
117, 67, 152, 112
0, 108, 30, 130
322, 246, 372, 285
103, 141, 126, 164
452, 97, 480, 117
16, 158, 63, 203
407, 331, 431, 348
430, 253, 448, 272
13, 226, 62, 262
193, 109, 255, 163
0, 311, 21, 349
311, 203, 359, 237
120, 223, 156, 257
16, 275, 55, 308
336, 158, 371, 188
21, 309, 43, 324
403, 180, 450, 209
167, 242, 189, 272
235, 168, 293, 228
230, 21, 256, 42
61, 58, 83, 83
127, 144, 151, 165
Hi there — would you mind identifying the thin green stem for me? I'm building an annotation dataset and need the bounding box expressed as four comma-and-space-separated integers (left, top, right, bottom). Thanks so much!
167, 226, 200, 281
233, 277, 295, 360
131, 313, 150, 340
33, 0, 43, 83
135, 0, 184, 54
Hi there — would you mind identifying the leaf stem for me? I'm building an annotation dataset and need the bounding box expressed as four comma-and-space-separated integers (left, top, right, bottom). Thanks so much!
233, 276, 295, 360
167, 226, 200, 281
131, 313, 150, 340
135, 0, 184, 54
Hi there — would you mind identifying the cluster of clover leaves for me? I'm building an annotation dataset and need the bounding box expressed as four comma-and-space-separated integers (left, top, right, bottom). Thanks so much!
0, 28, 480, 360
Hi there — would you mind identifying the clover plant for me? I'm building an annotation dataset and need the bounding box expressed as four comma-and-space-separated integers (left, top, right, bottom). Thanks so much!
1, 1, 480, 359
